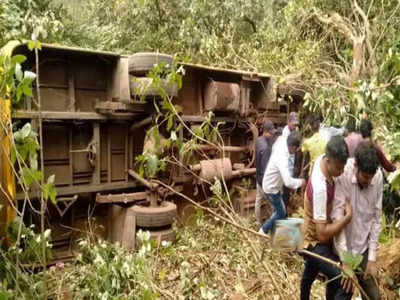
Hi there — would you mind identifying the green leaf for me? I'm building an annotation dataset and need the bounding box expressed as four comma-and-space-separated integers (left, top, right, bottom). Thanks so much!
159, 267, 167, 280
47, 174, 55, 185
43, 180, 57, 204
159, 160, 166, 171
29, 153, 38, 170
340, 251, 363, 273
11, 55, 26, 65
16, 87, 23, 102
28, 40, 42, 51
146, 154, 159, 177
170, 131, 177, 141
11, 148, 17, 164
0, 290, 12, 300
28, 41, 35, 51
15, 64, 23, 81
20, 167, 42, 187
167, 115, 174, 131
388, 168, 400, 192
17, 144, 29, 161
20, 123, 32, 139
143, 289, 153, 300
22, 84, 33, 97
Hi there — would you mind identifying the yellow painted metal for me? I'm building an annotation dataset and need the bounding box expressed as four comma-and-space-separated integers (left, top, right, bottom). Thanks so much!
0, 41, 22, 231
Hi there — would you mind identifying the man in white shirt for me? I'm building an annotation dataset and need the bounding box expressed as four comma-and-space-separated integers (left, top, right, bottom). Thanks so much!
332, 141, 383, 300
281, 112, 299, 140
259, 131, 306, 234
273, 112, 299, 207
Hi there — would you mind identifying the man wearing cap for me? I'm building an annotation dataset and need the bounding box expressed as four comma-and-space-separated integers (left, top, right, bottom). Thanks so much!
255, 121, 276, 225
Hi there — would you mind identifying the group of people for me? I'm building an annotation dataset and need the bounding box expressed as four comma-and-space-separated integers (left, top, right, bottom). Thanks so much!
255, 112, 396, 300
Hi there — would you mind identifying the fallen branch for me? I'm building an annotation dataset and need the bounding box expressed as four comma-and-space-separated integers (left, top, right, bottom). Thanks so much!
299, 249, 370, 300
154, 179, 371, 299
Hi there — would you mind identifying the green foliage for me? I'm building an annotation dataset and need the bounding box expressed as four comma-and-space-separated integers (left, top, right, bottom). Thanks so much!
12, 123, 40, 170
379, 213, 399, 244
5, 218, 52, 264
55, 0, 324, 75
0, 47, 58, 298
43, 174, 57, 204
0, 218, 52, 299
1, 50, 58, 202
69, 232, 157, 299
136, 151, 167, 178
0, 0, 64, 44
388, 169, 400, 193
0, 53, 36, 106
340, 251, 363, 278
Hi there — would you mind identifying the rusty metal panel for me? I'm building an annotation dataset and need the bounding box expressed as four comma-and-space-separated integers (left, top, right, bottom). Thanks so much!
43, 125, 71, 186
111, 154, 125, 182
110, 57, 130, 103
173, 69, 201, 115
100, 124, 108, 183
39, 61, 68, 87
71, 124, 93, 184
253, 78, 277, 110
44, 164, 71, 186
74, 60, 107, 90
204, 80, 240, 113
131, 128, 145, 160
43, 125, 69, 159
39, 88, 69, 111
110, 124, 127, 182
176, 80, 199, 115
75, 90, 107, 112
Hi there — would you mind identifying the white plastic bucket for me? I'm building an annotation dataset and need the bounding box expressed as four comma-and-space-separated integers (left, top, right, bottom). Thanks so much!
272, 217, 304, 251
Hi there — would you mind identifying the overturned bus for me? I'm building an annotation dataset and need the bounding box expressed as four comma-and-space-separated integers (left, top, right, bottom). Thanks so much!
0, 43, 303, 260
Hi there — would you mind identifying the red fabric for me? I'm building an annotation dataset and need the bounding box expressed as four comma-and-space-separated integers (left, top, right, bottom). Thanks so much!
376, 144, 396, 172
306, 177, 335, 213
345, 132, 363, 157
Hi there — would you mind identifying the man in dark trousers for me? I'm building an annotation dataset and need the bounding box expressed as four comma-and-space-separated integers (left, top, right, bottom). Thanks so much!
332, 141, 383, 300
300, 136, 352, 300
255, 121, 276, 225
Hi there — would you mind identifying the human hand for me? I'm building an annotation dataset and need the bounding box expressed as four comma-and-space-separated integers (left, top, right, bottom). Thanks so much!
344, 198, 352, 223
341, 264, 354, 293
301, 179, 307, 190
365, 261, 377, 279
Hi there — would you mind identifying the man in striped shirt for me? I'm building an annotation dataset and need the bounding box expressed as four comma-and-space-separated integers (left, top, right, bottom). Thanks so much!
332, 141, 383, 300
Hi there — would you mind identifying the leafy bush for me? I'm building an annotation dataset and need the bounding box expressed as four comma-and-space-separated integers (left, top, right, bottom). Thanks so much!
0, 218, 52, 299
68, 231, 157, 299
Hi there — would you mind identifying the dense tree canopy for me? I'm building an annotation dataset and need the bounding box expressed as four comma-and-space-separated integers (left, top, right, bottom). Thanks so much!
1, 2, 400, 298
2, 0, 400, 160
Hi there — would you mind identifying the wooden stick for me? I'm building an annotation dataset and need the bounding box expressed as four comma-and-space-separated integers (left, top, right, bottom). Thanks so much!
299, 249, 370, 300
153, 180, 371, 300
